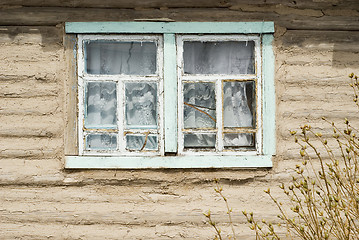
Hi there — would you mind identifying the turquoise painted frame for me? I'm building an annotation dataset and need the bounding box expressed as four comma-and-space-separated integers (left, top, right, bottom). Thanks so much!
66, 22, 274, 34
65, 22, 275, 169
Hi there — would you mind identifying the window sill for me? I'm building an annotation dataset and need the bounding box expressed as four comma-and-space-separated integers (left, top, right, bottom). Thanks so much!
65, 155, 273, 169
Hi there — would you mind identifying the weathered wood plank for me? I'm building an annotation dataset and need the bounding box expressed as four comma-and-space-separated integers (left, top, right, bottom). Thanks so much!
0, 0, 233, 8
64, 34, 78, 156
0, 115, 63, 137
0, 137, 63, 158
0, 97, 60, 116
279, 30, 359, 55
0, 7, 358, 30
0, 0, 358, 10
66, 22, 274, 33
0, 81, 59, 98
0, 222, 260, 240
0, 185, 279, 226
0, 26, 61, 44
163, 34, 177, 153
0, 159, 62, 184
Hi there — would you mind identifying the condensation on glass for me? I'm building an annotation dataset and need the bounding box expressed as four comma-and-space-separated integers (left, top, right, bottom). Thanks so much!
180, 37, 257, 152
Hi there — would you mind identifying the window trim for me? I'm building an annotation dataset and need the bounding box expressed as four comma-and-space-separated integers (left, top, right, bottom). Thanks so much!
64, 22, 275, 169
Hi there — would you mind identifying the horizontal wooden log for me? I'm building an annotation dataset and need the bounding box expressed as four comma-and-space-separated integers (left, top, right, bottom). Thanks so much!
0, 83, 59, 98
0, 137, 63, 158
276, 65, 359, 82
0, 97, 60, 116
0, 7, 358, 30
0, 184, 279, 226
0, 114, 63, 138
0, 0, 358, 10
0, 223, 241, 240
0, 159, 63, 185
280, 30, 359, 49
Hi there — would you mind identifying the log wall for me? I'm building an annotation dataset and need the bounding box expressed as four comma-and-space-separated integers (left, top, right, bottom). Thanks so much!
0, 1, 359, 239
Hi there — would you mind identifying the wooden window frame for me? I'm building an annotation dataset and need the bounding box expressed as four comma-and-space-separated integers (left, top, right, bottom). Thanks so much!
78, 35, 164, 156
177, 35, 261, 156
64, 22, 275, 169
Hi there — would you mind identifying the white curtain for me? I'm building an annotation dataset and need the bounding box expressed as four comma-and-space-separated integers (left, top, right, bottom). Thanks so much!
86, 41, 157, 75
183, 41, 254, 74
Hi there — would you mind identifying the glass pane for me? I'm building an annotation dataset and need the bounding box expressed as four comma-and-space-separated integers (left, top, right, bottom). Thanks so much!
126, 134, 158, 150
223, 81, 255, 128
184, 133, 216, 148
86, 82, 117, 128
85, 41, 157, 75
125, 83, 157, 128
183, 82, 216, 129
224, 133, 254, 147
183, 41, 254, 74
86, 134, 117, 150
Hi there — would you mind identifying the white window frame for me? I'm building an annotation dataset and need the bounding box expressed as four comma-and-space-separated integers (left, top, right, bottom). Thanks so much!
64, 22, 275, 169
78, 35, 164, 157
177, 35, 262, 156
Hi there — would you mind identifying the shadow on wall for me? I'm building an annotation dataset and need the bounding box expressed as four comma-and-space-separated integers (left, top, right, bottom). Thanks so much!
3, 26, 359, 68
332, 41, 359, 69
1, 26, 62, 52
280, 30, 359, 69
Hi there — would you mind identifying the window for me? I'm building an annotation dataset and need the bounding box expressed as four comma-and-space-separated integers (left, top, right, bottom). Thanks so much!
65, 22, 275, 168
78, 35, 164, 156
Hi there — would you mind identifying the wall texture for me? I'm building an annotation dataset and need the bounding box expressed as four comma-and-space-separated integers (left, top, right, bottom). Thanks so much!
0, 1, 359, 239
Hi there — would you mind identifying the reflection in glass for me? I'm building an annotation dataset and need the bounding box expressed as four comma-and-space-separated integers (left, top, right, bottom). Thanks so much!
86, 134, 117, 150
126, 134, 158, 150
86, 82, 117, 128
184, 133, 216, 148
183, 82, 216, 129
125, 83, 157, 128
85, 41, 157, 75
224, 133, 254, 147
223, 81, 255, 128
183, 41, 254, 74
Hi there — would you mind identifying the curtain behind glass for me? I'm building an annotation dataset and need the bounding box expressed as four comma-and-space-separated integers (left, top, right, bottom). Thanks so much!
85, 41, 157, 75
183, 41, 254, 75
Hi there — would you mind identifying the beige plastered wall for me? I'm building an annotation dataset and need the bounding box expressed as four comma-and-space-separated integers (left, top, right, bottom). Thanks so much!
0, 1, 359, 239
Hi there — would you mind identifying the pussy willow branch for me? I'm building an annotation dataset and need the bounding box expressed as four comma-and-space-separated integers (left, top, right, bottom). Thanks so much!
296, 133, 346, 239
204, 211, 223, 240
214, 180, 237, 240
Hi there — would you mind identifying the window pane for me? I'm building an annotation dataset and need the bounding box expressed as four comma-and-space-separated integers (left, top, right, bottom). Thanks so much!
125, 82, 157, 129
86, 82, 117, 128
184, 133, 216, 148
224, 133, 254, 148
183, 82, 216, 129
86, 134, 117, 150
223, 81, 255, 128
183, 41, 254, 74
126, 134, 158, 150
85, 41, 157, 75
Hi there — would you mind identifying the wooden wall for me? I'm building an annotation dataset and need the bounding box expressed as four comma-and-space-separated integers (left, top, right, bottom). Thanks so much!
0, 1, 359, 239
